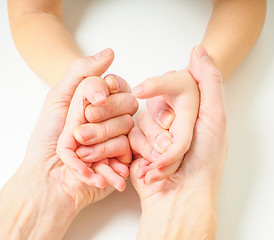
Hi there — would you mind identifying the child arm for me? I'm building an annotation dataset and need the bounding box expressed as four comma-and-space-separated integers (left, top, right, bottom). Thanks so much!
203, 0, 267, 80
8, 0, 83, 85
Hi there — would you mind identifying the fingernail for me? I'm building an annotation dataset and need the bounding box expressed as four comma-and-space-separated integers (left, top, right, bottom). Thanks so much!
89, 107, 105, 122
105, 75, 119, 91
94, 48, 112, 60
76, 148, 90, 158
157, 108, 174, 129
132, 86, 144, 97
93, 92, 106, 103
155, 134, 173, 153
74, 126, 96, 142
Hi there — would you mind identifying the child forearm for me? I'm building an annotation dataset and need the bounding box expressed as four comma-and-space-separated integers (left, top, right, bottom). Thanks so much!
8, 0, 83, 86
202, 0, 267, 80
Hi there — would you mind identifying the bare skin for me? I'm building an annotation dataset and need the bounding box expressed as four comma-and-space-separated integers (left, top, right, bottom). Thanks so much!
130, 46, 228, 240
0, 50, 136, 240
8, 0, 266, 85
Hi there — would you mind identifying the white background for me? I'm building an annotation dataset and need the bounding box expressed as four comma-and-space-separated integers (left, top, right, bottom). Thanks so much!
0, 0, 274, 239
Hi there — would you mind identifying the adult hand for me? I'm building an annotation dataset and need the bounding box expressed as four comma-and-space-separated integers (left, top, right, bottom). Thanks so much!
130, 46, 228, 240
0, 49, 131, 240
57, 73, 138, 192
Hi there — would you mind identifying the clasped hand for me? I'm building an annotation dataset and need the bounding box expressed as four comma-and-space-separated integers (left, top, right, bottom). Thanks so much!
2, 46, 227, 240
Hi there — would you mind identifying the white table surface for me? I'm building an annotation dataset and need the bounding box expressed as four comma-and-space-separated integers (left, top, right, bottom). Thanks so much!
1, 0, 274, 239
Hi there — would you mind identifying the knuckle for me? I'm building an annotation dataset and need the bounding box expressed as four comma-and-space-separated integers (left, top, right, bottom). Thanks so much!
96, 143, 106, 157
123, 114, 134, 127
99, 122, 109, 139
128, 126, 139, 142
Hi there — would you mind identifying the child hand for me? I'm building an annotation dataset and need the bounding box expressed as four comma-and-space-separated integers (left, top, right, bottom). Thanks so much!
129, 61, 199, 184
57, 74, 138, 191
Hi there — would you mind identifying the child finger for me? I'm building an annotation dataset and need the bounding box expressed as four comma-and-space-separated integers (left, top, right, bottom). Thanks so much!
136, 162, 156, 179
79, 76, 109, 106
137, 110, 173, 154
104, 74, 132, 94
131, 70, 191, 99
85, 93, 138, 123
128, 126, 161, 163
155, 108, 196, 167
76, 135, 132, 163
74, 114, 134, 145
52, 48, 114, 100
144, 159, 182, 184
146, 96, 175, 129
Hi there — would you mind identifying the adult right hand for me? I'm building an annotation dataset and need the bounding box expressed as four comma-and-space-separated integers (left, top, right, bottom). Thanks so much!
129, 46, 228, 240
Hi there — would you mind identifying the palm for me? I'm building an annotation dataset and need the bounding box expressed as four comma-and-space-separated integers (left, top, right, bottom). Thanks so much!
26, 94, 115, 209
131, 106, 227, 203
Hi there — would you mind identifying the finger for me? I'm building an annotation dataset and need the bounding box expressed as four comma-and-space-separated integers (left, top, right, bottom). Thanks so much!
76, 135, 132, 163
129, 158, 141, 190
155, 98, 197, 167
139, 158, 151, 167
52, 48, 114, 99
138, 111, 173, 154
57, 136, 93, 176
92, 160, 126, 192
189, 46, 225, 118
85, 93, 138, 123
128, 126, 161, 163
74, 114, 134, 145
57, 138, 107, 187
136, 162, 156, 179
105, 74, 132, 94
109, 158, 129, 178
163, 70, 177, 76
57, 77, 111, 174
73, 169, 107, 188
81, 76, 109, 106
145, 70, 176, 129
145, 159, 182, 184
131, 70, 192, 99
146, 96, 175, 129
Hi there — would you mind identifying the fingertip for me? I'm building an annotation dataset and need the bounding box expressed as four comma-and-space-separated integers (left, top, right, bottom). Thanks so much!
73, 126, 84, 143
105, 74, 119, 93
131, 85, 144, 98
115, 180, 126, 192
92, 92, 108, 105
94, 48, 115, 61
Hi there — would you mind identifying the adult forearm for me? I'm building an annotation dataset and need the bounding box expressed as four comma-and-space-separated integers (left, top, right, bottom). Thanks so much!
8, 10, 83, 86
0, 165, 77, 240
138, 187, 217, 240
202, 0, 267, 80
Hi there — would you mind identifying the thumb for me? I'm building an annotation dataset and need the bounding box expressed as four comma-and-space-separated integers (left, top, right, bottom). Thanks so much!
188, 45, 224, 109
51, 48, 114, 99
131, 70, 192, 99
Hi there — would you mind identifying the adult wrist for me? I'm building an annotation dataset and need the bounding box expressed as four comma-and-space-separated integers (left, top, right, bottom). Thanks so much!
0, 163, 78, 240
138, 185, 218, 240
